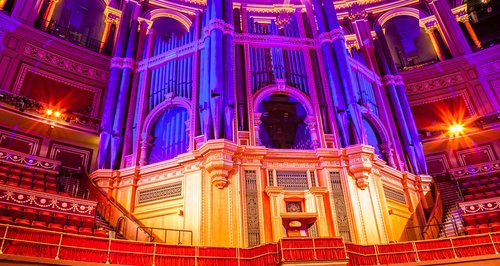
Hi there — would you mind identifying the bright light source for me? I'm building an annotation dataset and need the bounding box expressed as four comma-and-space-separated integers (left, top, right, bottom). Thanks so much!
46, 109, 53, 115
54, 111, 61, 118
449, 124, 464, 135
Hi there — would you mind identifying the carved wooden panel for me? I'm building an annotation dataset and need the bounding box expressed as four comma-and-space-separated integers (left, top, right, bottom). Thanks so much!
245, 170, 260, 247
329, 171, 351, 242
48, 141, 93, 171
137, 183, 182, 204
0, 127, 42, 155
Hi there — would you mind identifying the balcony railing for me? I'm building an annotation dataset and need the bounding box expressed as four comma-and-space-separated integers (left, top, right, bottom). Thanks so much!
33, 19, 111, 56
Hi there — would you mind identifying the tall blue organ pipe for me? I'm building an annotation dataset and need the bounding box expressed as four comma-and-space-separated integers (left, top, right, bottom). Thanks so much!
122, 22, 148, 165
234, 8, 248, 131
110, 19, 139, 169
373, 37, 420, 174
375, 26, 428, 174
223, 1, 235, 141
311, 0, 349, 147
98, 2, 134, 169
209, 0, 224, 139
321, 0, 365, 145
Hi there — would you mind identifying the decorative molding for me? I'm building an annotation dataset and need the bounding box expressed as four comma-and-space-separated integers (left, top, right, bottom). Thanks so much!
0, 184, 96, 217
203, 18, 234, 39
136, 182, 182, 204
450, 160, 500, 180
48, 142, 92, 171
23, 43, 108, 82
0, 148, 60, 172
405, 72, 465, 94
318, 29, 345, 45
459, 196, 500, 215
346, 145, 375, 189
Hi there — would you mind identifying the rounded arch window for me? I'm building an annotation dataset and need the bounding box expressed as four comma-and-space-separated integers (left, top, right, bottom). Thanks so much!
382, 15, 438, 69
148, 107, 189, 164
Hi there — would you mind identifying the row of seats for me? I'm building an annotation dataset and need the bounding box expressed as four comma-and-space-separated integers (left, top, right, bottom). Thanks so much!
463, 190, 500, 201
463, 212, 500, 226
0, 215, 108, 237
458, 175, 500, 197
464, 222, 500, 235
0, 204, 95, 228
1, 162, 59, 193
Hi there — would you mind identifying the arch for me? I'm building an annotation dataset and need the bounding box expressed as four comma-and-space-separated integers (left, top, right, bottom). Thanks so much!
143, 8, 192, 31
142, 97, 191, 139
253, 84, 315, 116
360, 109, 390, 144
375, 7, 427, 27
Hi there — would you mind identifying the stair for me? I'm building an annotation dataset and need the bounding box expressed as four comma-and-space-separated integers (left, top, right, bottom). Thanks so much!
436, 181, 464, 237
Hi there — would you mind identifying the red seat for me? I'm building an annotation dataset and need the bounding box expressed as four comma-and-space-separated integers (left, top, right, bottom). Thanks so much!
0, 203, 6, 215
59, 191, 71, 197
54, 213, 67, 225
465, 225, 479, 235
46, 183, 57, 193
79, 227, 93, 236
7, 205, 22, 219
478, 224, 491, 234
0, 215, 13, 225
23, 208, 38, 220
82, 217, 95, 228
15, 218, 31, 227
32, 220, 47, 230
487, 212, 500, 223
94, 229, 108, 238
48, 223, 63, 232
476, 213, 489, 224
39, 211, 53, 223
68, 216, 81, 227
464, 195, 475, 201
491, 222, 500, 232
6, 179, 19, 186
63, 225, 78, 234
464, 215, 477, 226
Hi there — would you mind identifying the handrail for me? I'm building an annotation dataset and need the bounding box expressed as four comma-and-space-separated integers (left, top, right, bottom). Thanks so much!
0, 223, 498, 265
422, 181, 443, 239
136, 226, 193, 245
80, 169, 154, 241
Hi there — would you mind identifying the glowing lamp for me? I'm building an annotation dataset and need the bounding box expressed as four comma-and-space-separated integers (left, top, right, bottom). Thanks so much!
46, 109, 53, 115
54, 111, 61, 118
449, 124, 464, 134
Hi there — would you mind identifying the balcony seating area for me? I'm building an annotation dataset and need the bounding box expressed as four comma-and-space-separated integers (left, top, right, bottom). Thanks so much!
0, 151, 108, 238
0, 161, 59, 194
457, 174, 500, 235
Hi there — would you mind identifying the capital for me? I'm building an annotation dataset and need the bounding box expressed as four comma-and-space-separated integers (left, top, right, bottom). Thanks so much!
346, 145, 375, 190
348, 3, 368, 21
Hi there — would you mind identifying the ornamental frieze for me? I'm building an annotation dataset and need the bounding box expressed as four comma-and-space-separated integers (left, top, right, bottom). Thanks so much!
0, 149, 60, 172
23, 44, 108, 82
405, 73, 465, 94
0, 184, 96, 217
459, 197, 500, 215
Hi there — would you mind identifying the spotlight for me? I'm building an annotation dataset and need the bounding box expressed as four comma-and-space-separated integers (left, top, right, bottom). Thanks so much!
449, 124, 464, 135
54, 111, 61, 118
46, 109, 53, 115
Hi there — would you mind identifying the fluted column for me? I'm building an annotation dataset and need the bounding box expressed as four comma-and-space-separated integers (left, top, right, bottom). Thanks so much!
320, 0, 365, 145
426, 0, 471, 56
424, 22, 446, 62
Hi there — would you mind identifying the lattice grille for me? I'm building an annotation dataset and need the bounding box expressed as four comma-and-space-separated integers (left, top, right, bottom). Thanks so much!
329, 172, 351, 242
383, 186, 407, 205
137, 183, 182, 204
245, 170, 260, 247
276, 171, 308, 191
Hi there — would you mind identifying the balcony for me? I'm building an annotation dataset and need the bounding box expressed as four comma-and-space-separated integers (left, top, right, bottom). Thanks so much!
33, 19, 111, 56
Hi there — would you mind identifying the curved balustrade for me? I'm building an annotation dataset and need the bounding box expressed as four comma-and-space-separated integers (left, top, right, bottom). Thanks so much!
0, 223, 499, 265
